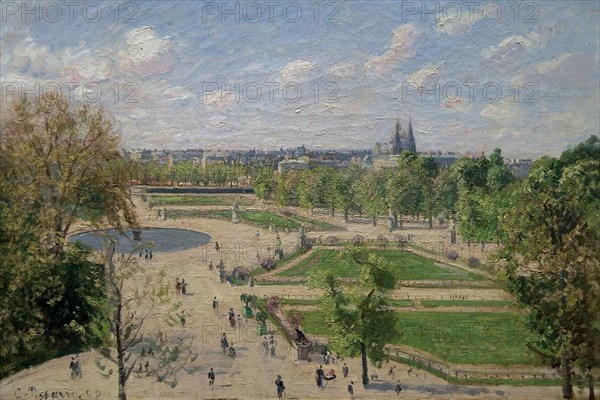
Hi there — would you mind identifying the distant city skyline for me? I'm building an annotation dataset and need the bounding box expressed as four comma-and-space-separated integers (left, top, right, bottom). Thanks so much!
1, 1, 598, 158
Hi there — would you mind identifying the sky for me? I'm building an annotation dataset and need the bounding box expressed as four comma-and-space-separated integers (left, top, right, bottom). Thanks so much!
1, 0, 599, 158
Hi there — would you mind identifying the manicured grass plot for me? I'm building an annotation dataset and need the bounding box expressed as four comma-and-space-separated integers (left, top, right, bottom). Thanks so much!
278, 249, 486, 281
163, 209, 342, 231
149, 195, 252, 207
421, 300, 515, 308
291, 310, 538, 366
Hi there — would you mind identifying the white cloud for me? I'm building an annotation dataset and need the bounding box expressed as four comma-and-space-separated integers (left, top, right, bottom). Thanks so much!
481, 31, 543, 64
407, 65, 441, 87
280, 59, 316, 81
122, 27, 175, 77
328, 63, 356, 77
63, 48, 115, 81
163, 86, 196, 102
366, 25, 418, 73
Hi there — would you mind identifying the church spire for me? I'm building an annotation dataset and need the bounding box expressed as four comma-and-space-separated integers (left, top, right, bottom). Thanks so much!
407, 118, 416, 153
392, 119, 402, 155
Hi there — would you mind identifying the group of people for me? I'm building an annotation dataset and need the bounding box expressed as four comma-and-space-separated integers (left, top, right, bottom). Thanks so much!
139, 248, 155, 261
220, 332, 236, 358
261, 335, 277, 357
175, 278, 188, 295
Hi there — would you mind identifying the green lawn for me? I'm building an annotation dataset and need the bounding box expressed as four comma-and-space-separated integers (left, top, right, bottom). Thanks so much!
291, 310, 538, 366
280, 298, 415, 308
149, 195, 252, 207
421, 300, 515, 308
163, 209, 342, 232
277, 249, 486, 281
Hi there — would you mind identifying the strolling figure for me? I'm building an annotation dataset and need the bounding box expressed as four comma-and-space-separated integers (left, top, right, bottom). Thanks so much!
348, 381, 354, 399
316, 365, 325, 389
208, 368, 215, 390
342, 363, 349, 378
395, 381, 403, 395
220, 333, 229, 355
181, 279, 187, 295
275, 375, 285, 398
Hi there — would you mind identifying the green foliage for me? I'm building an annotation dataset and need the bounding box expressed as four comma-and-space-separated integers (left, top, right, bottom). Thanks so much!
0, 93, 136, 380
279, 248, 485, 281
311, 245, 399, 385
254, 167, 275, 200
499, 136, 600, 397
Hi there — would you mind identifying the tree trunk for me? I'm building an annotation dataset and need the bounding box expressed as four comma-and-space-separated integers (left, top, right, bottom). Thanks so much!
360, 341, 369, 387
116, 303, 127, 400
344, 209, 349, 223
561, 352, 574, 399
372, 213, 377, 226
589, 373, 595, 400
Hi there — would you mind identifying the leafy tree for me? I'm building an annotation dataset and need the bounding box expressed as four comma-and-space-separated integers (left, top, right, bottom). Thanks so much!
311, 245, 398, 386
0, 92, 136, 375
333, 166, 362, 222
1, 92, 137, 260
499, 136, 600, 399
275, 173, 290, 206
104, 242, 199, 400
254, 166, 275, 200
413, 156, 439, 228
434, 166, 459, 220
487, 148, 514, 192
354, 168, 389, 226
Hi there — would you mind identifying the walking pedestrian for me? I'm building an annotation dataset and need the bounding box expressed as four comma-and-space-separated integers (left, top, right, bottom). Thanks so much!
342, 363, 349, 378
215, 241, 220, 253
316, 365, 325, 389
212, 296, 218, 309
208, 368, 215, 390
275, 374, 285, 398
348, 381, 354, 399
175, 278, 181, 294
262, 337, 269, 355
220, 333, 229, 355
69, 357, 77, 379
181, 279, 187, 295
395, 381, 403, 395
179, 310, 186, 327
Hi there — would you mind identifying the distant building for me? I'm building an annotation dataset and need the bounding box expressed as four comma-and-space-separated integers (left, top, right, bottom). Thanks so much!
506, 158, 533, 179
277, 157, 310, 173
391, 118, 416, 154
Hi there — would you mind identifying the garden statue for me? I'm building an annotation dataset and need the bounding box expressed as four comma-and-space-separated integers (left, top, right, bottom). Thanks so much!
232, 199, 240, 224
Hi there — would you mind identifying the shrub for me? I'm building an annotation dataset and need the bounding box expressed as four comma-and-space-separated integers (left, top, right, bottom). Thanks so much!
261, 257, 276, 272
352, 235, 364, 244
468, 257, 481, 267
324, 235, 340, 245
266, 296, 280, 313
447, 250, 459, 261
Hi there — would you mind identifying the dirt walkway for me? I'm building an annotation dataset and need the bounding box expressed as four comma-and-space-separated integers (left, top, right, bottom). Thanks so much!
0, 198, 572, 399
